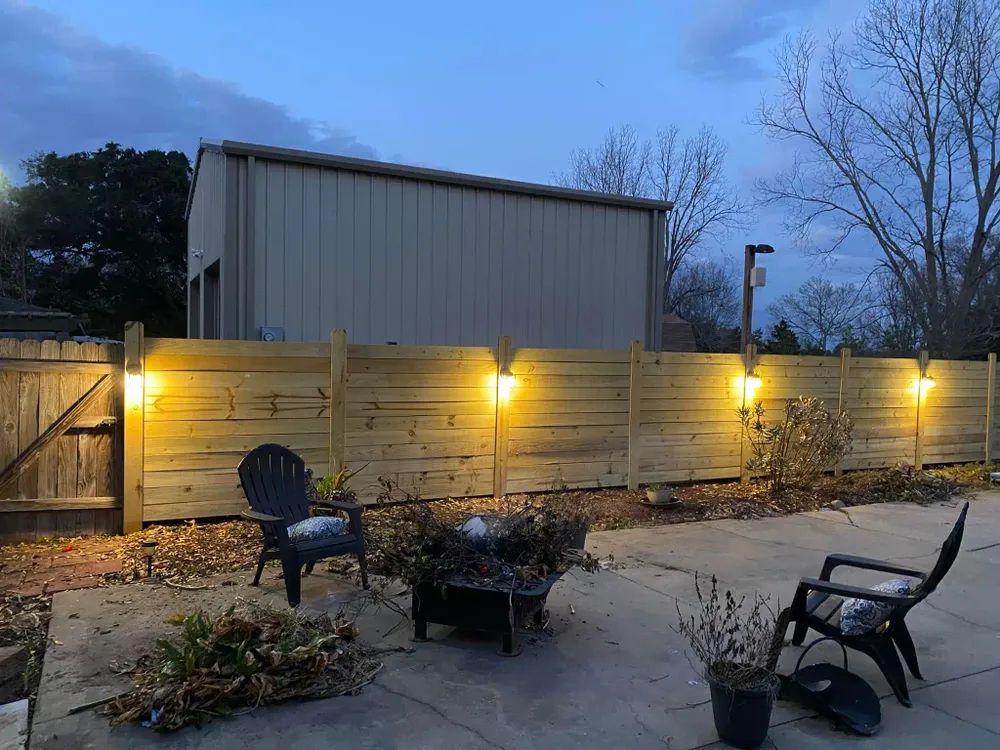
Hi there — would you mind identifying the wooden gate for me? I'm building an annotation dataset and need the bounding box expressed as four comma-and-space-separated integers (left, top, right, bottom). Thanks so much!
0, 339, 123, 543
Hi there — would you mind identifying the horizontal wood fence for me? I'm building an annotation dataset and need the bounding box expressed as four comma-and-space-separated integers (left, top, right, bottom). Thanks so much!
4, 327, 999, 540
0, 339, 123, 543
122, 331, 1000, 532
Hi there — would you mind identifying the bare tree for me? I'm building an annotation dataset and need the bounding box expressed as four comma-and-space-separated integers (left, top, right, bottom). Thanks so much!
753, 0, 1000, 357
651, 126, 751, 305
554, 124, 650, 197
666, 258, 741, 351
557, 124, 750, 306
869, 268, 924, 354
767, 276, 874, 351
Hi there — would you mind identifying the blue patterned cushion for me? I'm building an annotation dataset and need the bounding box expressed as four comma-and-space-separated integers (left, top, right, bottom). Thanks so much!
287, 516, 348, 544
840, 578, 911, 636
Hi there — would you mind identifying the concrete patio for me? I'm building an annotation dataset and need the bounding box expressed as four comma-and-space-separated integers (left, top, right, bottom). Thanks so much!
29, 494, 1000, 749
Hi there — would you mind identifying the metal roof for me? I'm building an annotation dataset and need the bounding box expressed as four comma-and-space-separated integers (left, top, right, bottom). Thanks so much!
186, 139, 673, 218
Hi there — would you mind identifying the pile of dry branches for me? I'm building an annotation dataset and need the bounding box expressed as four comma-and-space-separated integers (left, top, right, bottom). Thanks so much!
103, 600, 381, 731
365, 480, 598, 589
842, 463, 964, 506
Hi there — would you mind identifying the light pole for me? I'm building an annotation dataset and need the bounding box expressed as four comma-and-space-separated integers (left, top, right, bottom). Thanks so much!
740, 243, 775, 355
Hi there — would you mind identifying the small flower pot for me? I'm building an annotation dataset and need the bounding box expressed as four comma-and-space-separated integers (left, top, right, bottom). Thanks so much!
644, 488, 679, 506
708, 675, 779, 749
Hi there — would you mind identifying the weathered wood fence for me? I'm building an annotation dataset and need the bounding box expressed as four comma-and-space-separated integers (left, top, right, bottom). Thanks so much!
0, 339, 123, 543
3, 327, 999, 541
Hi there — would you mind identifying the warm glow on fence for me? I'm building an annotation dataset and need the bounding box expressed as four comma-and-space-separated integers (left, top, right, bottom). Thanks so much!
737, 372, 762, 403
912, 375, 936, 401
498, 369, 516, 400
125, 371, 143, 410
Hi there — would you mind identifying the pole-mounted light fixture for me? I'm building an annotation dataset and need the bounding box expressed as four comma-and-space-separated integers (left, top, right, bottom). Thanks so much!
741, 244, 777, 355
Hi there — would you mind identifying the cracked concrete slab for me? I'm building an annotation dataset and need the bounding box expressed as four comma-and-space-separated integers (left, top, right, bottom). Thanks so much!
30, 495, 1000, 750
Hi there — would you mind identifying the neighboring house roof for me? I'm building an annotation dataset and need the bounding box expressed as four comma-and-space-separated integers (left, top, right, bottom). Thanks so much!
186, 139, 674, 219
661, 314, 698, 352
0, 297, 88, 333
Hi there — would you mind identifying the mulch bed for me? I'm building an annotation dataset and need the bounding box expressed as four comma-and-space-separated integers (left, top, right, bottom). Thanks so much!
0, 462, 989, 593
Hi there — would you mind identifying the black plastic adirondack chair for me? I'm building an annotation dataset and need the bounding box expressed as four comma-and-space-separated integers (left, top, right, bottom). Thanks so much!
781, 502, 969, 707
238, 443, 369, 607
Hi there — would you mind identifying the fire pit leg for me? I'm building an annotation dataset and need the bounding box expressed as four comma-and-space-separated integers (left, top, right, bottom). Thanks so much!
498, 627, 523, 657
413, 618, 429, 642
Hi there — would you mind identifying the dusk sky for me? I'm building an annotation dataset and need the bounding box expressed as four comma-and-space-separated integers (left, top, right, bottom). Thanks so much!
0, 0, 872, 315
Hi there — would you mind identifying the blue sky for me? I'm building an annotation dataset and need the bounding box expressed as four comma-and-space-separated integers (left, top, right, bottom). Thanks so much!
0, 0, 870, 313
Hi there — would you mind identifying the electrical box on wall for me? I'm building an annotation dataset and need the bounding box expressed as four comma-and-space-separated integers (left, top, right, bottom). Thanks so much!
260, 326, 284, 342
750, 267, 767, 288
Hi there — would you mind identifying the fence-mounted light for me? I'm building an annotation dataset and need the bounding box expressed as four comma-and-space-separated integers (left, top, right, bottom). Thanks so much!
498, 367, 515, 400
125, 361, 143, 410
920, 376, 936, 394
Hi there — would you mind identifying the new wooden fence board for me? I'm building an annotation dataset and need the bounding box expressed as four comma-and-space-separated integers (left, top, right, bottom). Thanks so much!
348, 345, 495, 360
144, 354, 331, 373
347, 358, 497, 376
146, 417, 330, 439
145, 338, 329, 358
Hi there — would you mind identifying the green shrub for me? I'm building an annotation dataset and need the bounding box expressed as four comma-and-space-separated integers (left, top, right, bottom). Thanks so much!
738, 397, 854, 496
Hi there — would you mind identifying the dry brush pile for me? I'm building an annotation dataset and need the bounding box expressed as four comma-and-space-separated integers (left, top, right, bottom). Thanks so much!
104, 600, 381, 731
364, 480, 599, 589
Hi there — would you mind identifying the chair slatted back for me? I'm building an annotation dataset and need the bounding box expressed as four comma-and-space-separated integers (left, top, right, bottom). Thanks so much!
913, 501, 970, 601
238, 444, 310, 546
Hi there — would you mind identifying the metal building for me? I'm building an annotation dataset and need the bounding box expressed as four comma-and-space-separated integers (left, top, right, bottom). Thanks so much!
186, 140, 672, 349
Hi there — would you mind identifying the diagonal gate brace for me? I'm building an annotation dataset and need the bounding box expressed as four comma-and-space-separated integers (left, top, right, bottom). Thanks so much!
0, 372, 119, 494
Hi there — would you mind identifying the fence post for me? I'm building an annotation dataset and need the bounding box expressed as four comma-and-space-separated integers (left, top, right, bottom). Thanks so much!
493, 335, 512, 499
740, 343, 758, 484
914, 350, 929, 470
835, 347, 852, 476
329, 329, 347, 476
122, 321, 144, 534
627, 340, 643, 490
986, 353, 996, 464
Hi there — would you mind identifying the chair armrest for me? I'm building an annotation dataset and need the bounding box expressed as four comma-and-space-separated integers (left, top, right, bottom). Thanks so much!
819, 553, 925, 581
313, 498, 363, 534
241, 509, 284, 525
798, 577, 915, 605
314, 499, 362, 512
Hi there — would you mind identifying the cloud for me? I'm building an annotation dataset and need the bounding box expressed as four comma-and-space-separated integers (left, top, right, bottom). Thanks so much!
0, 1, 377, 178
680, 0, 824, 82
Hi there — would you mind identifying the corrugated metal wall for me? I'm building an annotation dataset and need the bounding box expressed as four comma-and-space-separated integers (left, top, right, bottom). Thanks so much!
187, 149, 228, 337
237, 157, 658, 348
188, 149, 226, 280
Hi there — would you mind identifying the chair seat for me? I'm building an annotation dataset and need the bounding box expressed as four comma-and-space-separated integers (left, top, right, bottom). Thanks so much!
291, 533, 359, 554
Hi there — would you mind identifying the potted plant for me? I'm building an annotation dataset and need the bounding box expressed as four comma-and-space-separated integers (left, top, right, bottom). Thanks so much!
310, 465, 365, 504
677, 575, 783, 749
644, 483, 679, 506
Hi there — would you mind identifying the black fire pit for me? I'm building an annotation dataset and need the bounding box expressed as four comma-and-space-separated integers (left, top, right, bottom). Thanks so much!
412, 572, 564, 656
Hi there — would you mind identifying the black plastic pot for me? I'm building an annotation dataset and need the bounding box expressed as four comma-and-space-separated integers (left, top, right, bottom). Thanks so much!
708, 675, 778, 749
569, 524, 589, 550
